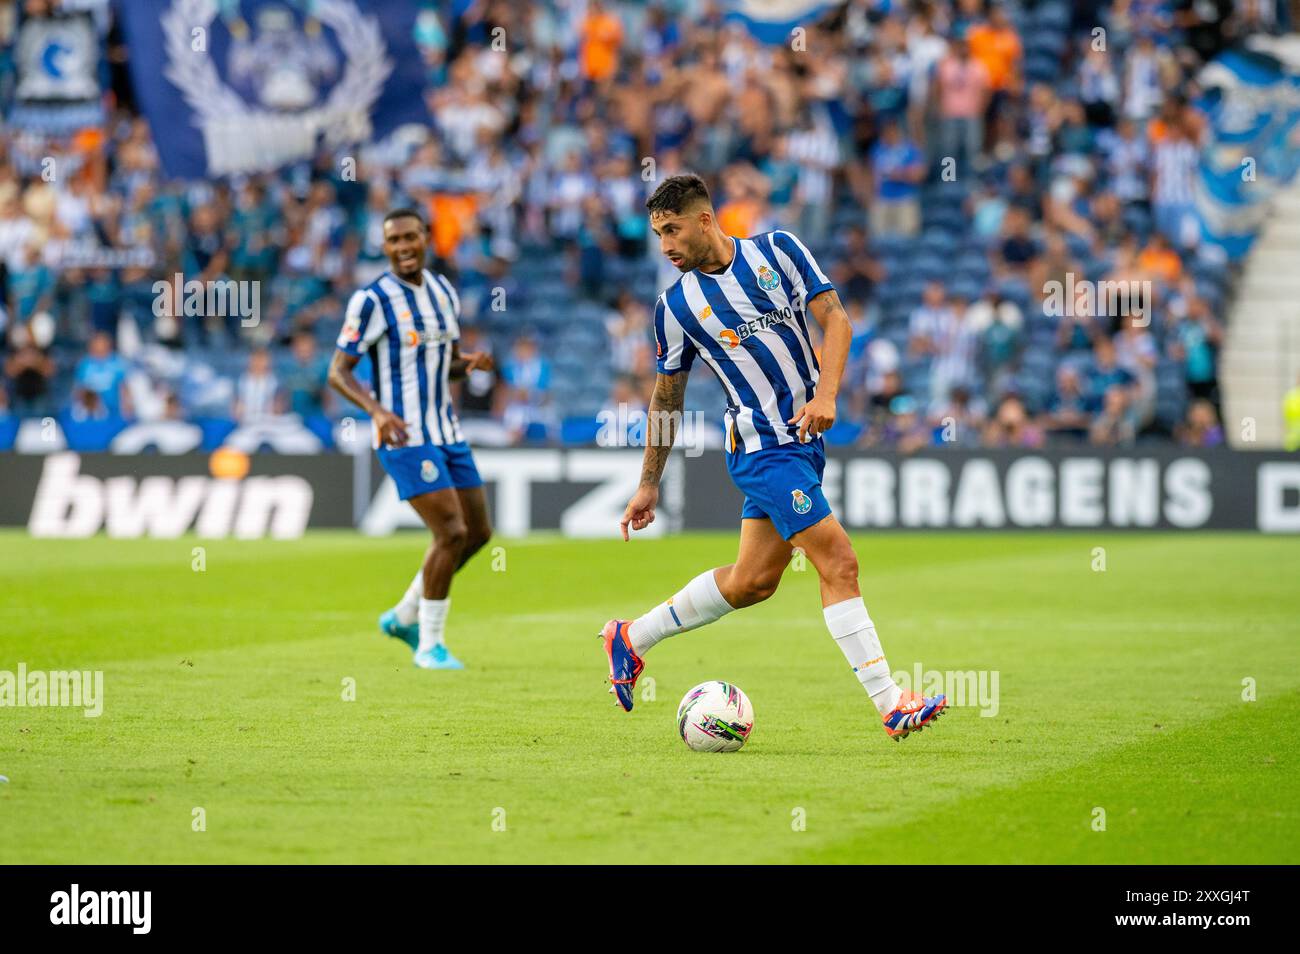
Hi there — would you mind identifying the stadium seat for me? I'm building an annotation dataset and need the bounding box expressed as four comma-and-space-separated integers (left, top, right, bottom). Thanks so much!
823, 420, 863, 446
59, 413, 128, 452
195, 417, 239, 451
561, 416, 603, 445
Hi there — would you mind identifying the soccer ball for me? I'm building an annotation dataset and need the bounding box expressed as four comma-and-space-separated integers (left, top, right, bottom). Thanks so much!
676, 681, 754, 752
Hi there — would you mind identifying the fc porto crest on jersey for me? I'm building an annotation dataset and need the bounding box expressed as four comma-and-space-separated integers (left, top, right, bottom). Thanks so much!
420, 459, 437, 483
756, 265, 781, 291
791, 489, 812, 515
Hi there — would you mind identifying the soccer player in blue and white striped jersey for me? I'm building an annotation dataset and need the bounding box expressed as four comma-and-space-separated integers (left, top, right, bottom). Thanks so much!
328, 209, 492, 670
599, 175, 947, 740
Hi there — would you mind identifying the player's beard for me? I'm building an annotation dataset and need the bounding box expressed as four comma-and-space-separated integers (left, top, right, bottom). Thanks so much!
391, 256, 423, 282
675, 235, 711, 272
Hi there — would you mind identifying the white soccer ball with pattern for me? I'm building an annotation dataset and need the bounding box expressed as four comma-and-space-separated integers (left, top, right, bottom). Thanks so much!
677, 681, 754, 752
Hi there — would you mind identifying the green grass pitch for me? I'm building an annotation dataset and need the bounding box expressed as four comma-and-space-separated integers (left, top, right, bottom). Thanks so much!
1, 529, 1296, 864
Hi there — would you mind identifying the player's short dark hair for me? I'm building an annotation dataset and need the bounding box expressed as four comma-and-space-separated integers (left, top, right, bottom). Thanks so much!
645, 174, 712, 215
383, 207, 426, 230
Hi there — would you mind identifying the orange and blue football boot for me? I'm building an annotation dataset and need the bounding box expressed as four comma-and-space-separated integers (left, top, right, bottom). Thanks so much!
882, 689, 947, 740
599, 619, 644, 712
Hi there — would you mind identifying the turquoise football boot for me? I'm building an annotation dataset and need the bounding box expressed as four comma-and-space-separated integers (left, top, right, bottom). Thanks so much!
413, 644, 465, 670
378, 609, 419, 651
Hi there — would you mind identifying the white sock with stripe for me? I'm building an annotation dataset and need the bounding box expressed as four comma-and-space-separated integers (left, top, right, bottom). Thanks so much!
824, 597, 902, 716
418, 597, 450, 654
628, 569, 734, 657
395, 568, 424, 626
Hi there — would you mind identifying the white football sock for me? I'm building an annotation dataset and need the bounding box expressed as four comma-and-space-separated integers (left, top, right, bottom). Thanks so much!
628, 569, 734, 657
824, 597, 902, 716
417, 597, 450, 654
394, 568, 424, 626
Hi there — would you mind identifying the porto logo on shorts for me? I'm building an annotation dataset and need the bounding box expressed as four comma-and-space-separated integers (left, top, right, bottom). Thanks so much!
757, 265, 780, 291
791, 489, 812, 515
420, 459, 437, 482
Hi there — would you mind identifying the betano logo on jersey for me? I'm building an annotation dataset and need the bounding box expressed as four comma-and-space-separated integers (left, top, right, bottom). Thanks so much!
715, 304, 795, 349
403, 326, 457, 348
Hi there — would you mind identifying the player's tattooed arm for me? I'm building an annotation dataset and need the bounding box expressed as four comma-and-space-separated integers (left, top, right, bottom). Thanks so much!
621, 371, 686, 540
793, 289, 851, 441
448, 341, 495, 381
641, 371, 688, 486
327, 350, 408, 446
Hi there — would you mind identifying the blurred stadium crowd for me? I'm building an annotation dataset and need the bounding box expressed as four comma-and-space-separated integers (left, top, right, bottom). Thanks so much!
0, 0, 1292, 453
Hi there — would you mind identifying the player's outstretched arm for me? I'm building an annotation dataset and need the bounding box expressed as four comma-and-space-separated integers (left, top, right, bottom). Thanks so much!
448, 341, 494, 380
620, 371, 688, 540
791, 289, 852, 442
328, 349, 408, 447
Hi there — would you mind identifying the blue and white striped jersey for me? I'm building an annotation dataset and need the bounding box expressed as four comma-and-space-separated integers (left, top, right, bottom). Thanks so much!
336, 269, 464, 448
654, 230, 832, 452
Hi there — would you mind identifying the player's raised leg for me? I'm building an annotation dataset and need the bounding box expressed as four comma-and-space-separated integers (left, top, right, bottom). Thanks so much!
629, 516, 791, 655
380, 545, 432, 650
601, 517, 790, 711
454, 485, 493, 570
713, 516, 795, 609
381, 464, 489, 660
407, 487, 472, 670
790, 513, 947, 739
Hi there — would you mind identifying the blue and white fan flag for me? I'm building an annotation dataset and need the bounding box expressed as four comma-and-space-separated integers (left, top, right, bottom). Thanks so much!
725, 0, 834, 45
1195, 47, 1300, 261
117, 0, 430, 179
